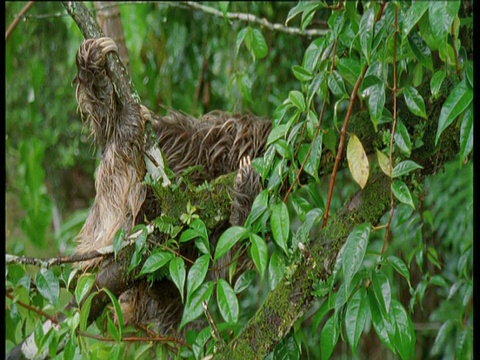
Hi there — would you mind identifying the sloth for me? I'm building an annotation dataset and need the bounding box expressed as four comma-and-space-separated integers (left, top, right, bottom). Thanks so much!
73, 37, 271, 334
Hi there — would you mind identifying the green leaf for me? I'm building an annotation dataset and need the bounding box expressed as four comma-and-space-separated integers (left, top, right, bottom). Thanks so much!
386, 256, 411, 287
113, 229, 125, 260
302, 38, 325, 73
369, 289, 396, 354
430, 69, 446, 99
328, 70, 347, 97
431, 319, 455, 356
245, 190, 269, 227
234, 270, 256, 294
102, 288, 124, 340
391, 300, 415, 360
235, 27, 248, 55
376, 149, 392, 177
268, 249, 286, 290
75, 274, 95, 305
392, 160, 423, 178
271, 202, 290, 255
407, 32, 433, 71
217, 279, 239, 324
214, 226, 248, 261
266, 124, 287, 146
342, 223, 370, 296
187, 254, 210, 296
435, 80, 473, 145
179, 281, 214, 330
391, 180, 415, 209
321, 315, 339, 360
347, 134, 369, 189
359, 8, 375, 64
35, 269, 60, 306
345, 287, 369, 354
138, 251, 174, 276
337, 58, 361, 88
250, 233, 268, 278
403, 2, 429, 38
289, 90, 305, 111
371, 271, 391, 319
394, 120, 412, 157
79, 292, 96, 332
292, 65, 313, 82
251, 28, 268, 59
459, 106, 473, 162
169, 257, 186, 303
429, 2, 460, 41
403, 86, 427, 119
361, 76, 385, 128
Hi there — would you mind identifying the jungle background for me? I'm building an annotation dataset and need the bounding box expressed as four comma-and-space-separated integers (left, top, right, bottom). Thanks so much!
5, 1, 473, 359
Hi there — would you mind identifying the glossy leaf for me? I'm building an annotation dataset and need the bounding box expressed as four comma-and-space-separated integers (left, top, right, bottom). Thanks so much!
113, 229, 125, 260
75, 274, 95, 305
391, 180, 415, 209
403, 86, 427, 119
217, 279, 239, 324
289, 90, 305, 111
459, 106, 473, 163
268, 249, 286, 290
407, 32, 433, 71
250, 28, 268, 59
342, 223, 370, 296
179, 281, 214, 330
392, 160, 423, 178
292, 65, 313, 82
429, 2, 460, 41
169, 256, 186, 303
391, 300, 416, 360
35, 269, 59, 306
328, 70, 347, 97
138, 251, 173, 276
371, 271, 392, 319
369, 289, 396, 354
214, 226, 248, 261
430, 69, 446, 98
321, 315, 339, 360
376, 149, 392, 177
436, 80, 472, 145
387, 256, 411, 287
345, 287, 369, 354
187, 254, 210, 296
403, 2, 429, 38
234, 270, 256, 294
250, 233, 268, 278
394, 120, 412, 157
271, 201, 290, 254
359, 8, 375, 63
347, 134, 369, 189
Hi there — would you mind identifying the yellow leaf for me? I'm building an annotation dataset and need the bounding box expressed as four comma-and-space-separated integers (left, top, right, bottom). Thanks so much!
376, 148, 392, 177
347, 134, 369, 189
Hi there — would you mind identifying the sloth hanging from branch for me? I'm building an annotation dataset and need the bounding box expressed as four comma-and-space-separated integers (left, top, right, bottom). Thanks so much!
71, 14, 271, 336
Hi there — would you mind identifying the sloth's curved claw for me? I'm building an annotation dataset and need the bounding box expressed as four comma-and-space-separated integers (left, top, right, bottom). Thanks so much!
95, 37, 118, 56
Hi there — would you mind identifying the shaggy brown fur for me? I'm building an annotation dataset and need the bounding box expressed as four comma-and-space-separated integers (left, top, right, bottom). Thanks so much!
73, 37, 270, 334
73, 38, 146, 259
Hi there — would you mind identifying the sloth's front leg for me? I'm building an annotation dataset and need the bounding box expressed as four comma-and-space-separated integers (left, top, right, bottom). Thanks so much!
73, 37, 119, 145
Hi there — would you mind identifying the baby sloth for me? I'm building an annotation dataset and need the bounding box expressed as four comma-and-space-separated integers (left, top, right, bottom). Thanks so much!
73, 37, 271, 334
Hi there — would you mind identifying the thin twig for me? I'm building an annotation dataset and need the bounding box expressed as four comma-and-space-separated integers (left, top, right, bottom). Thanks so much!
322, 65, 368, 228
381, 6, 398, 256
283, 41, 337, 203
6, 291, 59, 324
5, 224, 155, 267
176, 1, 328, 37
5, 1, 35, 42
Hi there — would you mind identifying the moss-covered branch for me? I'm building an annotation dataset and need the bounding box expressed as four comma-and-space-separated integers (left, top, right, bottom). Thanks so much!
216, 94, 460, 359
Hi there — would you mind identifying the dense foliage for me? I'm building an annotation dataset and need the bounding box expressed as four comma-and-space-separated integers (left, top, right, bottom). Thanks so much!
6, 1, 472, 359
